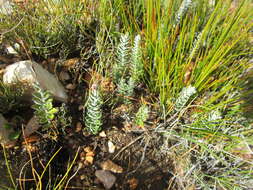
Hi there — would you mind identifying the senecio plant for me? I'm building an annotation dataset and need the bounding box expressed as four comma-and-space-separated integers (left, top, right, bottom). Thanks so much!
113, 34, 143, 102
174, 85, 197, 111
83, 83, 103, 135
32, 83, 58, 130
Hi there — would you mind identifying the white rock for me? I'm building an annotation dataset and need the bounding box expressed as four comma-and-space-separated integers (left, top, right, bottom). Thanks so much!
6, 43, 20, 55
0, 114, 15, 145
3, 60, 68, 102
108, 140, 116, 153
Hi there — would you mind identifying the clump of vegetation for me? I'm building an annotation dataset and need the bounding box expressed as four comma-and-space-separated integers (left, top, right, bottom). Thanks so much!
174, 85, 197, 111
113, 34, 130, 84
0, 0, 96, 59
83, 83, 103, 135
1, 0, 253, 189
134, 104, 149, 127
113, 34, 143, 103
0, 81, 24, 114
57, 103, 72, 134
32, 83, 58, 130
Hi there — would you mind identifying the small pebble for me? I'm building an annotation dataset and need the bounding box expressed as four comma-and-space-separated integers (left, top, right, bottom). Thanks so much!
80, 152, 85, 161
78, 105, 84, 111
99, 131, 107, 137
80, 174, 86, 180
66, 83, 76, 90
59, 71, 70, 81
85, 156, 94, 164
75, 122, 82, 132
108, 141, 116, 153
78, 162, 84, 169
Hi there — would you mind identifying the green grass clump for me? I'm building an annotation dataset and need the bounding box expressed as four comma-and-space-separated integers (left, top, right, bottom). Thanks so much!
143, 0, 253, 111
32, 83, 58, 130
0, 81, 24, 114
0, 0, 95, 59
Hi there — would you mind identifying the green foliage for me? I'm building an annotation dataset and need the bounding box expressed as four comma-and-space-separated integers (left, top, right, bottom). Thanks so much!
113, 34, 144, 102
0, 81, 24, 114
83, 83, 103, 135
32, 83, 58, 130
175, 0, 193, 25
131, 34, 143, 84
0, 0, 95, 59
174, 85, 197, 111
57, 103, 72, 134
8, 131, 20, 141
144, 0, 253, 110
134, 104, 149, 127
113, 33, 130, 84
3, 123, 20, 141
117, 77, 135, 103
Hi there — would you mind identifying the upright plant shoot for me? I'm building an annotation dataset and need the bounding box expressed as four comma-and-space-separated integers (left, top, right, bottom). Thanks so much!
32, 83, 58, 130
83, 83, 103, 135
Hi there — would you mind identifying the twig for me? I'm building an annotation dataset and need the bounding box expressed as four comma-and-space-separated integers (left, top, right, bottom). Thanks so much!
113, 135, 143, 160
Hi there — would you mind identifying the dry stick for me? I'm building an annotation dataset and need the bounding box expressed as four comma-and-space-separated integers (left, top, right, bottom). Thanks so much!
64, 165, 80, 190
19, 159, 36, 190
113, 135, 143, 160
128, 136, 151, 174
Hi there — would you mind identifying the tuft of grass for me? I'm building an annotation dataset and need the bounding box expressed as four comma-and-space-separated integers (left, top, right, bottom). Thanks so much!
0, 81, 24, 114
0, 0, 96, 59
143, 0, 253, 111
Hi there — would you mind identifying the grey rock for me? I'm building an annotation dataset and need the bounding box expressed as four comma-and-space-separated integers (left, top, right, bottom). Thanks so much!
3, 60, 68, 102
95, 170, 116, 189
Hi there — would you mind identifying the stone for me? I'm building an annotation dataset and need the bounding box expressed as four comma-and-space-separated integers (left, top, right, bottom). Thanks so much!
59, 71, 70, 81
108, 140, 115, 153
3, 60, 68, 102
65, 83, 76, 90
95, 170, 116, 189
99, 131, 106, 137
23, 116, 40, 138
75, 122, 82, 132
0, 113, 15, 146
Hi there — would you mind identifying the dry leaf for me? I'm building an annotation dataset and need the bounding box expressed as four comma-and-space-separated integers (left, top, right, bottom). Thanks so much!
127, 178, 138, 190
183, 62, 195, 85
61, 58, 80, 69
82, 146, 95, 165
100, 160, 123, 173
